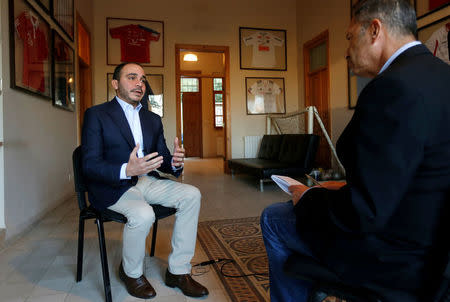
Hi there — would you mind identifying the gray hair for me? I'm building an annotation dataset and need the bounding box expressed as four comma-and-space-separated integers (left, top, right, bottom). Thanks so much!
353, 0, 417, 37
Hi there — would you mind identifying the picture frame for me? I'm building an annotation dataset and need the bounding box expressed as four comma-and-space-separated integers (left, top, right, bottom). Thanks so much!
417, 15, 450, 65
52, 0, 74, 40
347, 71, 371, 109
107, 17, 164, 67
52, 30, 75, 111
245, 77, 286, 115
32, 0, 51, 14
107, 73, 164, 117
416, 0, 449, 19
239, 27, 287, 71
9, 0, 52, 99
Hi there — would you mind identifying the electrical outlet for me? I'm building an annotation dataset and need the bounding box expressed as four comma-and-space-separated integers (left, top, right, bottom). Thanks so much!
68, 172, 72, 182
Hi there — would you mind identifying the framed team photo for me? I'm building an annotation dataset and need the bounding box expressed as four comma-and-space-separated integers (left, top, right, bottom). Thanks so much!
245, 77, 286, 115
107, 17, 164, 67
52, 0, 74, 40
417, 15, 450, 65
107, 73, 164, 117
52, 30, 75, 111
239, 27, 287, 71
10, 0, 52, 99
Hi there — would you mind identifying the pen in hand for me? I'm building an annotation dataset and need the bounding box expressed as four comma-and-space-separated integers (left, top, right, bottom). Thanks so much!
305, 174, 323, 187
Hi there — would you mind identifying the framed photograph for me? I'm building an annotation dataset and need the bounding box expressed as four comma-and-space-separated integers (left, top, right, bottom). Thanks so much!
107, 17, 164, 67
239, 27, 287, 71
416, 0, 449, 19
9, 0, 52, 99
351, 0, 416, 16
245, 77, 286, 115
52, 0, 74, 40
107, 73, 164, 117
418, 15, 450, 65
52, 30, 75, 111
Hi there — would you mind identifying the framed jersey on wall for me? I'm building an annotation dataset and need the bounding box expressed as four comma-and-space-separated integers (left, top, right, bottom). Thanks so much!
245, 77, 286, 115
239, 27, 287, 71
10, 0, 52, 99
107, 17, 164, 67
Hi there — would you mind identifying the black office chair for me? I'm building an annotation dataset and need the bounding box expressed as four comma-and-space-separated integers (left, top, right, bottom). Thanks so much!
284, 251, 450, 302
72, 146, 177, 302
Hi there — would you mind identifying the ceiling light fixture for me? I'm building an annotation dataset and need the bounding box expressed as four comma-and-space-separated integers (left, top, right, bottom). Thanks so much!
183, 53, 198, 62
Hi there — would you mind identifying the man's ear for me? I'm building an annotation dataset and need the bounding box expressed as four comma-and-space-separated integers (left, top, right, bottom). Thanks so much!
111, 79, 119, 90
369, 19, 382, 42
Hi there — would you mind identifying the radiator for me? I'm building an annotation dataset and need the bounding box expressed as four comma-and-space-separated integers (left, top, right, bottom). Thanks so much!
244, 135, 263, 158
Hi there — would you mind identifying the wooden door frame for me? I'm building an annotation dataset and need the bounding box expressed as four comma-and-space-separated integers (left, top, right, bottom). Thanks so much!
76, 12, 93, 142
303, 30, 331, 167
303, 30, 329, 109
175, 44, 231, 170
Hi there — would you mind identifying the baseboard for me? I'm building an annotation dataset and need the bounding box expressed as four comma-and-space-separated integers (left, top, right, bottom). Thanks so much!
0, 192, 75, 251
0, 228, 5, 251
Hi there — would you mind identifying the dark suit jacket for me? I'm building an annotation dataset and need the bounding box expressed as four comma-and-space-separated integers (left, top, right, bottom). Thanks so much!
294, 45, 450, 299
81, 98, 182, 210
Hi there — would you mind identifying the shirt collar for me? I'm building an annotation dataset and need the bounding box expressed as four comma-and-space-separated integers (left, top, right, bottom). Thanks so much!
115, 96, 142, 112
379, 41, 421, 74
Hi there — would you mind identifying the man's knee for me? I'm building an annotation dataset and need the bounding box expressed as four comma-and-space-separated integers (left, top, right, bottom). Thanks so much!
127, 206, 155, 229
261, 202, 293, 233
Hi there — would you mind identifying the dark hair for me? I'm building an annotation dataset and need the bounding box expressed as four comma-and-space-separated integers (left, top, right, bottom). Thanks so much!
112, 62, 144, 80
353, 0, 417, 37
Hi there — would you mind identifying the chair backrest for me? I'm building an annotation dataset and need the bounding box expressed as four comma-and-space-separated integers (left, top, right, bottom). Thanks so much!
72, 146, 89, 211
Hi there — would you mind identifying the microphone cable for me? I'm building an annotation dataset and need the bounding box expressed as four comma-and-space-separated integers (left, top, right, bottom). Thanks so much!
192, 258, 268, 278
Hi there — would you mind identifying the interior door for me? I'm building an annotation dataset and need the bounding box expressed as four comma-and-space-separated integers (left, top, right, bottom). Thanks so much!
304, 31, 331, 169
182, 92, 202, 157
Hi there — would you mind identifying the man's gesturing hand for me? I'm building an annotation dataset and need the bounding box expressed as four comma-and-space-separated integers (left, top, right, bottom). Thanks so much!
126, 143, 163, 177
172, 137, 185, 168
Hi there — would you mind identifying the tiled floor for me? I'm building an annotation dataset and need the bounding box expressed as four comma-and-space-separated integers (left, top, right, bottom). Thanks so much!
0, 158, 286, 302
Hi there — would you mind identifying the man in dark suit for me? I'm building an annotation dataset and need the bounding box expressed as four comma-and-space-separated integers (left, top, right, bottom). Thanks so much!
82, 62, 208, 299
260, 0, 450, 301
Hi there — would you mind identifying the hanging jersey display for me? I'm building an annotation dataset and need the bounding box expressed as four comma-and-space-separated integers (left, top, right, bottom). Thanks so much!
109, 24, 160, 63
248, 79, 282, 113
424, 22, 450, 65
15, 10, 49, 93
243, 31, 283, 68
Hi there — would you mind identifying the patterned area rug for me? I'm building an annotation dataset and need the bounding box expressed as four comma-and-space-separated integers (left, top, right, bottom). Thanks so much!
197, 217, 269, 302
197, 216, 347, 302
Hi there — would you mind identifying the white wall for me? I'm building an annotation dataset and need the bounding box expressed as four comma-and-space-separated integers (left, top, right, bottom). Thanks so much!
0, 0, 93, 241
92, 0, 299, 158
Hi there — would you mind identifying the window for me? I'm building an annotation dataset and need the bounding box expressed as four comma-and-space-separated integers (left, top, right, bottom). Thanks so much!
213, 78, 223, 127
180, 78, 199, 92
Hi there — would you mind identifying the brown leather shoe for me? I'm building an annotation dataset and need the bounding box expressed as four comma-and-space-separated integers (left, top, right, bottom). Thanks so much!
165, 269, 209, 297
119, 262, 156, 299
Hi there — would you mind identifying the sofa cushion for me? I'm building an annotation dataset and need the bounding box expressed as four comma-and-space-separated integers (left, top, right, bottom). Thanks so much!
278, 134, 319, 165
257, 135, 284, 160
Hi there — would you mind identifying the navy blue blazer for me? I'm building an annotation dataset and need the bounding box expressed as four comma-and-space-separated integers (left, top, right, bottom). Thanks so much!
294, 45, 450, 299
81, 98, 182, 210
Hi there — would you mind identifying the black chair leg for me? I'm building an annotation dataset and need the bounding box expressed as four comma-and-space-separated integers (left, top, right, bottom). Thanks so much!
76, 215, 85, 282
150, 219, 158, 257
96, 218, 113, 302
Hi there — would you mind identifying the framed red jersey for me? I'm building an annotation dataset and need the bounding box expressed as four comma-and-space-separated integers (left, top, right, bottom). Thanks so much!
10, 0, 52, 99
107, 17, 164, 67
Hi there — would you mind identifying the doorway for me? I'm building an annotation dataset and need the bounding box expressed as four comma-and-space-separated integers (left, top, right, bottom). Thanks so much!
175, 44, 230, 170
303, 30, 331, 169
76, 13, 92, 139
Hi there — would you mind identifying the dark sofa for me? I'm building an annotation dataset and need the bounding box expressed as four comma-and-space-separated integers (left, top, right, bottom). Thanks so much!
228, 134, 320, 191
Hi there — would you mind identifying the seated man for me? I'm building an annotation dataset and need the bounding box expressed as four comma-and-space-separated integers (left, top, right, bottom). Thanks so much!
261, 0, 450, 301
81, 62, 208, 299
